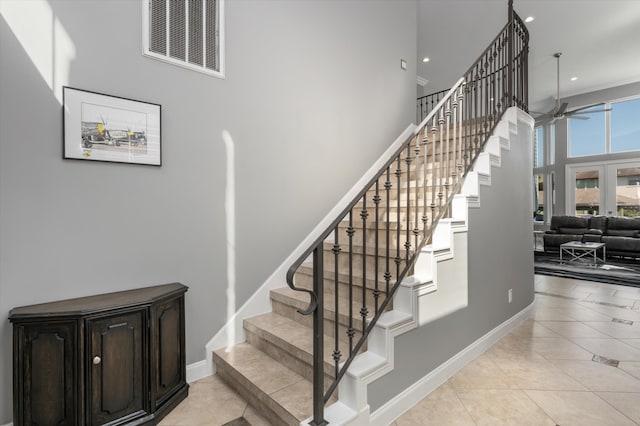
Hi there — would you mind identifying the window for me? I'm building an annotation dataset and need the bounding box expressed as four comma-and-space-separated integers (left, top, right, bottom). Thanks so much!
611, 97, 640, 153
534, 174, 544, 221
615, 166, 640, 217
574, 170, 600, 215
569, 96, 640, 158
534, 127, 544, 167
533, 125, 556, 223
569, 106, 606, 157
143, 0, 224, 78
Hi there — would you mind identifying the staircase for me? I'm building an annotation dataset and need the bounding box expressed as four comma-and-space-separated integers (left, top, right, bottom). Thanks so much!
211, 4, 529, 425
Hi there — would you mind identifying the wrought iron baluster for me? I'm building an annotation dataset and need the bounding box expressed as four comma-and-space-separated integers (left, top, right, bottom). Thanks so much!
422, 127, 429, 233
373, 180, 381, 314
384, 169, 391, 295
445, 99, 451, 210
430, 119, 437, 222
458, 86, 465, 178
395, 156, 402, 282
405, 145, 412, 263
332, 229, 341, 379
452, 96, 458, 187
473, 76, 477, 163
311, 245, 325, 426
347, 210, 355, 355
360, 196, 368, 334
438, 109, 445, 208
414, 136, 421, 251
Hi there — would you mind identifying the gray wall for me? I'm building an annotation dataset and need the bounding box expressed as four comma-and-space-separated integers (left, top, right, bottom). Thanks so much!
368, 116, 535, 411
535, 81, 640, 221
0, 0, 417, 422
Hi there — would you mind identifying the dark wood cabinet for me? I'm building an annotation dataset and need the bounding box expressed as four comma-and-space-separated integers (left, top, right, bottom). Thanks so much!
10, 283, 188, 426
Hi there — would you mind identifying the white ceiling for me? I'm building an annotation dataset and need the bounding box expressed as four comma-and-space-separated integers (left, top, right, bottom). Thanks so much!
417, 0, 640, 113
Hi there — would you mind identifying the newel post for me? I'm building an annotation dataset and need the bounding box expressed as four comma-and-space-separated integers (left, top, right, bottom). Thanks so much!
310, 246, 328, 425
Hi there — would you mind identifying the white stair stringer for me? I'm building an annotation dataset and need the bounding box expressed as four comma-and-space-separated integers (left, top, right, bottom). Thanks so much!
302, 107, 527, 426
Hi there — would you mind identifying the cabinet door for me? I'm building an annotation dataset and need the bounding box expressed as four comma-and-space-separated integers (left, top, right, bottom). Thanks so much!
14, 322, 78, 426
88, 311, 146, 425
151, 296, 185, 408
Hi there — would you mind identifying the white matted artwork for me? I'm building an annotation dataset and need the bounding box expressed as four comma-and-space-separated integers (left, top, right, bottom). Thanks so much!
63, 86, 161, 166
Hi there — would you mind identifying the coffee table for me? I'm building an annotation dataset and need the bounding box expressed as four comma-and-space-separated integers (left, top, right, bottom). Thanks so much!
560, 241, 606, 267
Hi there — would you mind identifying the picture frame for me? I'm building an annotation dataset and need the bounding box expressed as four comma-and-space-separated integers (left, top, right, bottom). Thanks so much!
63, 86, 161, 166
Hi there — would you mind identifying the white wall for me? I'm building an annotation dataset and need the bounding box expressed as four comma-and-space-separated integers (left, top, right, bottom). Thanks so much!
0, 0, 417, 422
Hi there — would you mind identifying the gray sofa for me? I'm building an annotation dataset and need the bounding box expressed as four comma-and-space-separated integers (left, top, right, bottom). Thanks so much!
543, 215, 640, 259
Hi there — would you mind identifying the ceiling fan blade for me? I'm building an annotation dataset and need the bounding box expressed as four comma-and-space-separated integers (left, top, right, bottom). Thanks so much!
567, 115, 590, 120
534, 113, 553, 123
556, 102, 568, 115
568, 109, 611, 116
567, 102, 606, 114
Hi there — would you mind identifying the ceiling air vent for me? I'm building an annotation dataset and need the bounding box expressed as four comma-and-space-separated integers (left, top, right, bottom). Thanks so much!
143, 0, 224, 78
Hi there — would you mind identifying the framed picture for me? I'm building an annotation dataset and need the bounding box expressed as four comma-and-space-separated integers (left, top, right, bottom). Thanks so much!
63, 87, 161, 166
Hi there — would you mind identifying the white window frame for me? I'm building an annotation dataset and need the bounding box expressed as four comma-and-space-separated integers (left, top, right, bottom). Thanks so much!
142, 0, 225, 79
533, 124, 556, 224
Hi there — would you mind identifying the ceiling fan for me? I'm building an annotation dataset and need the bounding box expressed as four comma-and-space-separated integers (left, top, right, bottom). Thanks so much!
533, 52, 610, 125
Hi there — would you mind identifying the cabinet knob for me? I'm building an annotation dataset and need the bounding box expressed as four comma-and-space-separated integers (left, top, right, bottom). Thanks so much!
93, 356, 101, 365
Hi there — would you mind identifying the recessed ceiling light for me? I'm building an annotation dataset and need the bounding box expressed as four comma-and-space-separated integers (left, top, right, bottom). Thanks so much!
525, 16, 534, 23
422, 57, 430, 63
570, 76, 578, 81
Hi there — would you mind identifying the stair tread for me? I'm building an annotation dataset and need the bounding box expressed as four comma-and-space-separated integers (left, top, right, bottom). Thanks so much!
214, 343, 315, 422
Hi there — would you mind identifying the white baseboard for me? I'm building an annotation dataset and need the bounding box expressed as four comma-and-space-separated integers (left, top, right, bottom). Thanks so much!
186, 359, 211, 383
370, 300, 536, 425
1, 422, 13, 426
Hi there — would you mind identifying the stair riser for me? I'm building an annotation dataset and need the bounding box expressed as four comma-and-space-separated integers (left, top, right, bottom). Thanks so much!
271, 298, 366, 344
362, 167, 460, 191
245, 328, 336, 385
294, 271, 390, 306
336, 222, 430, 246
337, 208, 444, 229
324, 250, 414, 277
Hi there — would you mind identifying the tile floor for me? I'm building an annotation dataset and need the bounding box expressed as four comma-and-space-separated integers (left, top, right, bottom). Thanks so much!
160, 274, 640, 425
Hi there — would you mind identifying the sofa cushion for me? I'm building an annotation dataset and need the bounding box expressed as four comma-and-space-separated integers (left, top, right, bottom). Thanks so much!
588, 216, 608, 232
550, 216, 589, 231
606, 229, 640, 238
607, 217, 640, 231
602, 235, 640, 252
558, 227, 589, 235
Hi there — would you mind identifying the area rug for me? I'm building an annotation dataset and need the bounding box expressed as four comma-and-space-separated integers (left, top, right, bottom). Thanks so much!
534, 251, 640, 287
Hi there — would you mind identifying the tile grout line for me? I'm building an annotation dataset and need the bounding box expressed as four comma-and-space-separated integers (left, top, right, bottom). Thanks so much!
520, 388, 562, 426
589, 390, 640, 426
450, 383, 480, 426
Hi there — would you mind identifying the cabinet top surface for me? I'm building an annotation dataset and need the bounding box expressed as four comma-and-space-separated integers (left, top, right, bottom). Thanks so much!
9, 283, 187, 320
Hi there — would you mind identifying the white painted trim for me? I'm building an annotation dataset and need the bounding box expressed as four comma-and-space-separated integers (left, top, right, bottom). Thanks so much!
186, 359, 210, 383
370, 300, 536, 426
204, 123, 417, 375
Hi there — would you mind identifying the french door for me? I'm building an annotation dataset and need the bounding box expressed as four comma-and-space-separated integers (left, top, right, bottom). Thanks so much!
567, 160, 640, 217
